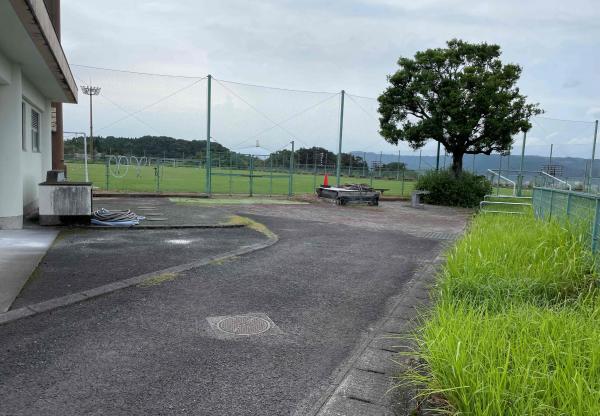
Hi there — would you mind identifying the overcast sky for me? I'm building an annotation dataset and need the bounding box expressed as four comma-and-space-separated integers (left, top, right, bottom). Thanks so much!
61, 0, 600, 157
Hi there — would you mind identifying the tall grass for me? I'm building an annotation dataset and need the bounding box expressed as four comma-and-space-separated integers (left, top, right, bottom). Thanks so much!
441, 214, 597, 306
401, 214, 600, 415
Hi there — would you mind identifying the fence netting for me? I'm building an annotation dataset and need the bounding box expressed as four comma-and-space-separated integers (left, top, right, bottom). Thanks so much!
63, 65, 598, 197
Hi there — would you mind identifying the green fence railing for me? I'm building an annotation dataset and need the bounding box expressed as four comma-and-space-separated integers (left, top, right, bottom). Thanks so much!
533, 187, 599, 251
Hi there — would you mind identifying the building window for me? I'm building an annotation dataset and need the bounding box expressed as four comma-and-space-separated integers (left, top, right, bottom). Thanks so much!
22, 102, 27, 151
31, 108, 40, 152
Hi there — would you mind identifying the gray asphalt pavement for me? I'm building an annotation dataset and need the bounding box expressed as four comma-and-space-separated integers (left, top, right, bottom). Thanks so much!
11, 227, 266, 309
0, 202, 467, 415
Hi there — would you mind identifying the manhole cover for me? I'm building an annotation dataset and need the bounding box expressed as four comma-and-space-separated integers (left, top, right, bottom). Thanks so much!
216, 315, 271, 335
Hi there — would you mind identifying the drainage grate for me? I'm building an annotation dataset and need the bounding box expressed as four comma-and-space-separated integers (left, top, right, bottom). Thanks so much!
145, 217, 168, 221
206, 313, 282, 338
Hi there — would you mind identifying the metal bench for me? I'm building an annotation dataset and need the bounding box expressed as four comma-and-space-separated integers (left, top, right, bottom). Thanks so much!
411, 190, 430, 208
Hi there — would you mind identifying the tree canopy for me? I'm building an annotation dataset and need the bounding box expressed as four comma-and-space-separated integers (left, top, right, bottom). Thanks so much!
64, 135, 231, 159
378, 39, 542, 175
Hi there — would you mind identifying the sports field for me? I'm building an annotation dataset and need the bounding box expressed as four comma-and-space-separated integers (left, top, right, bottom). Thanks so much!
66, 162, 416, 196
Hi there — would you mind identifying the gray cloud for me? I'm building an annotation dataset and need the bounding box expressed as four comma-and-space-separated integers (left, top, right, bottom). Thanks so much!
61, 0, 600, 156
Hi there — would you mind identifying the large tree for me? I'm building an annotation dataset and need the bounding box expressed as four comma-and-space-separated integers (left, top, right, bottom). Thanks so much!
378, 39, 542, 176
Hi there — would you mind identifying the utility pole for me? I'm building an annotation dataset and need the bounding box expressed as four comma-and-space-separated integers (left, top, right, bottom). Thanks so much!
206, 74, 212, 194
436, 142, 441, 170
81, 85, 101, 161
336, 90, 345, 186
379, 151, 382, 177
418, 150, 422, 171
396, 150, 401, 180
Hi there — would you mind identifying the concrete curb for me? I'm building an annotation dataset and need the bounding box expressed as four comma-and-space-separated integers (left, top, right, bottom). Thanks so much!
0, 233, 279, 327
305, 245, 449, 416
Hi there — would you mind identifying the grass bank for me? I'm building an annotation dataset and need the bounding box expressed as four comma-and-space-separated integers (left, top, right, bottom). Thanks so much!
404, 214, 600, 415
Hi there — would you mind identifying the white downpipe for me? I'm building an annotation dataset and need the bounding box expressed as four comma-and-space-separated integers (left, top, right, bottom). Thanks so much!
487, 169, 516, 196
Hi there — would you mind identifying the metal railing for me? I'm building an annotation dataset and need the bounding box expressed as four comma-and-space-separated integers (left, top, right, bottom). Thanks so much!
540, 171, 572, 190
488, 169, 517, 196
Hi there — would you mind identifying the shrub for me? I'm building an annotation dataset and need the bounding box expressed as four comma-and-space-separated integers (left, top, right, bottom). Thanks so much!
415, 170, 491, 207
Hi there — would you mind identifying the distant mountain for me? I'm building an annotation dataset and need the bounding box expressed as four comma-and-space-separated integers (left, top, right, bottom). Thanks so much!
351, 151, 596, 179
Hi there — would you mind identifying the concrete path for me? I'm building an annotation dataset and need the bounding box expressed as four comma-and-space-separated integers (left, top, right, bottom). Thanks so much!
0, 229, 58, 312
0, 201, 469, 415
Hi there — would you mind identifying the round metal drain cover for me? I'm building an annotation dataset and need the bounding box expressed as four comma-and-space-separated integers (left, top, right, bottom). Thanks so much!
217, 315, 271, 335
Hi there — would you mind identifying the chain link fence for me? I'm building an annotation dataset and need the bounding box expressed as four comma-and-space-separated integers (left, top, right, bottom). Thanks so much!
533, 187, 599, 251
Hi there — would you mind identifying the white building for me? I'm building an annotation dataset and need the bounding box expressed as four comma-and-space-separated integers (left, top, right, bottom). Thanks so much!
0, 0, 77, 229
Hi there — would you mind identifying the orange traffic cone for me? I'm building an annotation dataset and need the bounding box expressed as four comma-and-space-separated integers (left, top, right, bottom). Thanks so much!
323, 173, 329, 187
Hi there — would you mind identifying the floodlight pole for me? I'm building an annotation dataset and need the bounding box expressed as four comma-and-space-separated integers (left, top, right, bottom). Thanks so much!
206, 74, 212, 194
81, 85, 101, 161
336, 90, 345, 186
590, 120, 599, 192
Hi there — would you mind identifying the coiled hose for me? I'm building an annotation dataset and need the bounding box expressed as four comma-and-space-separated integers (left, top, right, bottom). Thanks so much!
91, 208, 145, 227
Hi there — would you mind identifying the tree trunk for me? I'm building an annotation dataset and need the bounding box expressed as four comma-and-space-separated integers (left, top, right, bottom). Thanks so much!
451, 152, 463, 177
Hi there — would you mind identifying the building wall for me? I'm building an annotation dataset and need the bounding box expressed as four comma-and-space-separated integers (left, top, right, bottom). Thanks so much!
22, 76, 52, 216
0, 50, 52, 229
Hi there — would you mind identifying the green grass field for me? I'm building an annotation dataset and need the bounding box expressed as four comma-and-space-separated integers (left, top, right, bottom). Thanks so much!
66, 162, 416, 196
400, 214, 600, 414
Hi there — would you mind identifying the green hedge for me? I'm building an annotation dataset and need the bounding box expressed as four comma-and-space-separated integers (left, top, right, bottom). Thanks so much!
415, 170, 491, 207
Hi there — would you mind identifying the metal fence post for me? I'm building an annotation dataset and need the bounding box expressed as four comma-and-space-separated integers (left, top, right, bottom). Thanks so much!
592, 198, 600, 252
336, 90, 345, 186
518, 131, 527, 196
228, 153, 233, 196
249, 155, 254, 197
401, 169, 405, 196
155, 159, 160, 193
288, 140, 294, 197
105, 157, 109, 191
590, 120, 599, 192
566, 192, 572, 217
312, 156, 317, 192
269, 157, 273, 197
549, 189, 554, 220
205, 74, 212, 195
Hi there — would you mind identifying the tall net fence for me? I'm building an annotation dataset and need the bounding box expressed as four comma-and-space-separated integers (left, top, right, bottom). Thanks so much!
63, 65, 598, 197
